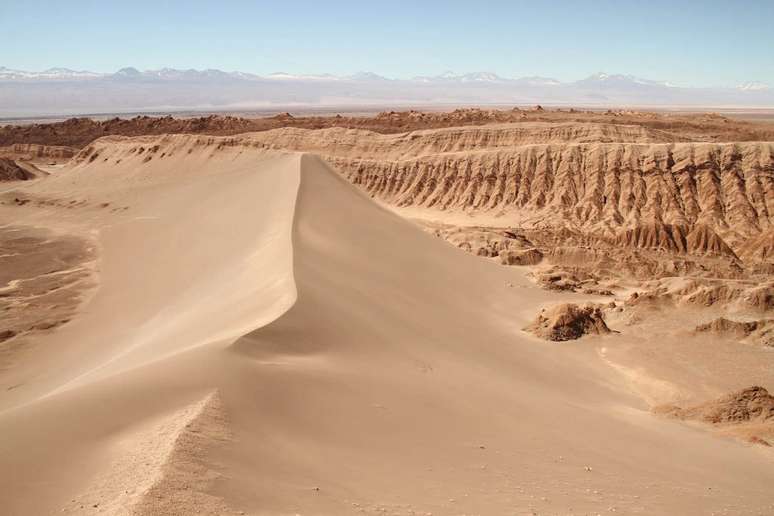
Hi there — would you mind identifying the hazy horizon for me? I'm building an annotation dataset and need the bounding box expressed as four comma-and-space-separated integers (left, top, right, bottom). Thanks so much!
0, 65, 770, 90
2, 66, 773, 119
2, 1, 772, 117
3, 0, 774, 88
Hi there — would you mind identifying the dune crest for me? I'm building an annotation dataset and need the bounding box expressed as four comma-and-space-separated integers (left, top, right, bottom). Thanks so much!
62, 391, 231, 515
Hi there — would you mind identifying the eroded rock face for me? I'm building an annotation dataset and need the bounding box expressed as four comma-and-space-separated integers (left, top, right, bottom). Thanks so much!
323, 140, 774, 271
530, 268, 607, 293
526, 303, 611, 341
627, 279, 774, 312
694, 318, 774, 347
499, 248, 543, 266
695, 317, 770, 336
335, 143, 773, 247
0, 158, 35, 181
0, 143, 76, 162
425, 225, 534, 259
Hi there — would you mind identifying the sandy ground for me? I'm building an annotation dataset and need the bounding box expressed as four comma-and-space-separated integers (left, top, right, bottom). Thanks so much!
1, 137, 773, 515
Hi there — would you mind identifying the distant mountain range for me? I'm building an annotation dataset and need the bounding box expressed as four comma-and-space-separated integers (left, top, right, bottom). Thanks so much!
0, 67, 771, 117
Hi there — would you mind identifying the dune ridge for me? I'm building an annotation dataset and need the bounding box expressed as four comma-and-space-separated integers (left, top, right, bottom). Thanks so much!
0, 136, 300, 406
61, 391, 230, 515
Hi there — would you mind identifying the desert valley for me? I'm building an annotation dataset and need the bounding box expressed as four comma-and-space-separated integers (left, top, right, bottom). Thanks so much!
0, 106, 773, 515
8, 2, 774, 513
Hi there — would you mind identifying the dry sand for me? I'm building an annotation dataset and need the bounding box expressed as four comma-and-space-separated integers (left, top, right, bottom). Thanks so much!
1, 133, 773, 515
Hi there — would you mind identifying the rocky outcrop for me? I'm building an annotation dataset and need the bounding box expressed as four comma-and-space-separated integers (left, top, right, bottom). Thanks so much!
695, 317, 770, 336
526, 303, 611, 341
499, 248, 543, 266
695, 317, 774, 346
0, 143, 76, 161
425, 225, 534, 258
657, 386, 774, 425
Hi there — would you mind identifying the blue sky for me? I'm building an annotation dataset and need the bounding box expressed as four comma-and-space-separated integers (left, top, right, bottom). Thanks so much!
1, 0, 772, 86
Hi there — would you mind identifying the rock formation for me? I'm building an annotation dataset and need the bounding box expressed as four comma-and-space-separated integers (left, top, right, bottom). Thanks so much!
526, 303, 611, 341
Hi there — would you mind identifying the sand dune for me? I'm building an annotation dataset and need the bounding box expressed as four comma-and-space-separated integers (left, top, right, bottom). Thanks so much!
70, 127, 774, 267
1, 136, 774, 514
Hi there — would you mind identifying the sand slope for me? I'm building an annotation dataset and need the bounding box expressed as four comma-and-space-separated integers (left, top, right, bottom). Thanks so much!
1, 138, 773, 515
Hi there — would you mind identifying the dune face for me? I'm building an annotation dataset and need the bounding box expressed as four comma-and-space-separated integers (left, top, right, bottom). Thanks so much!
0, 225, 94, 371
1, 121, 774, 515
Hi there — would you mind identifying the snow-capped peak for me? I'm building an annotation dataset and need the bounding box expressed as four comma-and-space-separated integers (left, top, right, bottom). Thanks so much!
459, 72, 503, 82
579, 73, 676, 88
411, 71, 505, 83
737, 81, 770, 91
114, 67, 142, 77
515, 76, 562, 86
347, 71, 389, 81
0, 66, 103, 80
266, 72, 340, 81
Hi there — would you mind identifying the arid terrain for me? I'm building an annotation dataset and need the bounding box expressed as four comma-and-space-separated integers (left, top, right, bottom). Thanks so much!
1, 109, 773, 515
